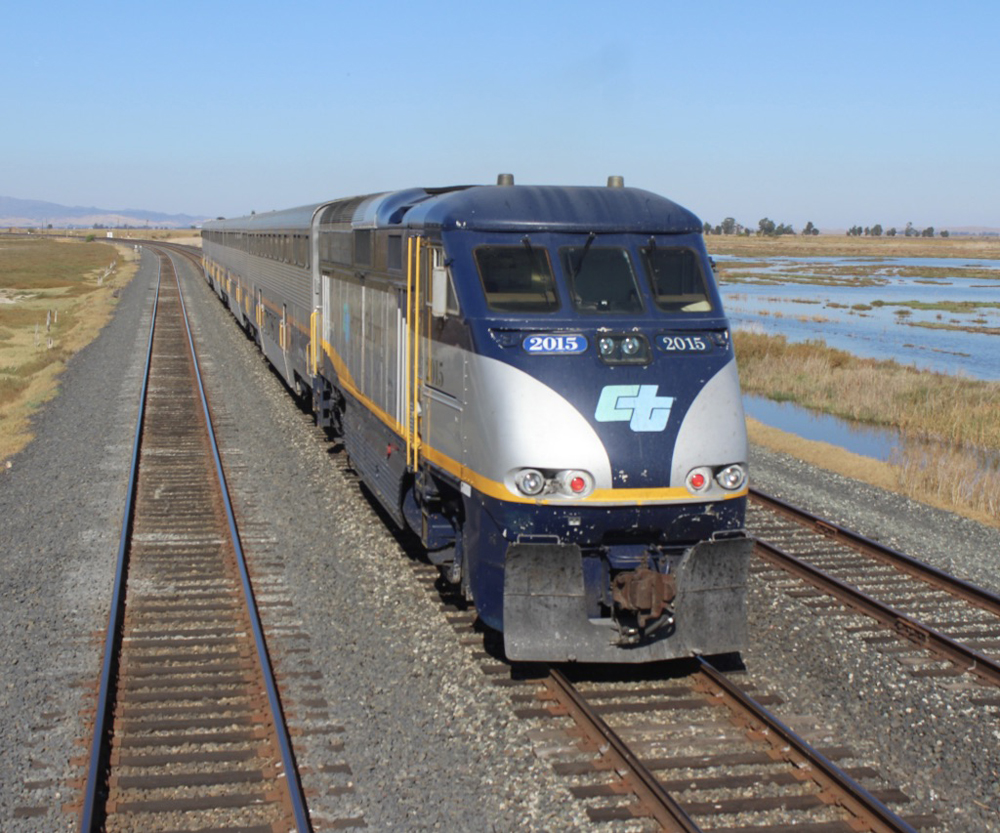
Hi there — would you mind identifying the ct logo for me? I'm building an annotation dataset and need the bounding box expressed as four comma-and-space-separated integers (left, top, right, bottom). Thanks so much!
594, 385, 674, 432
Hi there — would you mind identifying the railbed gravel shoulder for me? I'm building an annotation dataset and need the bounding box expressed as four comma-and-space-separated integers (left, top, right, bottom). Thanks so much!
175, 260, 593, 830
744, 446, 1000, 832
2, 249, 998, 830
0, 252, 156, 831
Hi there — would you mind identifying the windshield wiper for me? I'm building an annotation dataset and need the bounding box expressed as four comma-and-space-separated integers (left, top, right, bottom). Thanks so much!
522, 234, 545, 272
569, 232, 597, 280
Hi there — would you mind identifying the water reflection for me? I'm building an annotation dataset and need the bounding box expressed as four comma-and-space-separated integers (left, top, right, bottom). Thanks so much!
743, 393, 1000, 479
743, 394, 901, 461
717, 254, 1000, 380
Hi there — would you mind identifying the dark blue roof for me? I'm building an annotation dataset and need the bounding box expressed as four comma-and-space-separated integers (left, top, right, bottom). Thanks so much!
404, 185, 702, 234
204, 184, 703, 236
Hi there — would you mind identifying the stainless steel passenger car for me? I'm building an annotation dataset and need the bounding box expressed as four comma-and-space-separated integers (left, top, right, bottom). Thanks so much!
202, 176, 752, 663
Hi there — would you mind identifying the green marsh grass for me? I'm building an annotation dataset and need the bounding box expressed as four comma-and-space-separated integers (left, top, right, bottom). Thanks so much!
906, 321, 1000, 336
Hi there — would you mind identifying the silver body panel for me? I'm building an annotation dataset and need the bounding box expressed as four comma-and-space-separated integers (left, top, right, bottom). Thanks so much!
460, 351, 613, 491
670, 358, 748, 488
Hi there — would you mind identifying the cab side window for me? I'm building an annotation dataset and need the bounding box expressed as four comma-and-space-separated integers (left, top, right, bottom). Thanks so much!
474, 246, 559, 312
640, 247, 713, 313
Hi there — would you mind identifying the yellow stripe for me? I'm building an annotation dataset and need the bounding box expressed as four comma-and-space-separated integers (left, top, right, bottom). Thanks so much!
208, 245, 751, 511
405, 237, 415, 465
321, 338, 407, 436
322, 339, 748, 506
389, 383, 748, 506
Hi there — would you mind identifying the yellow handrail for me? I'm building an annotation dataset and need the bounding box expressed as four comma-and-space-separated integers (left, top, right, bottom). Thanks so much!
406, 238, 413, 466
407, 236, 423, 471
309, 309, 319, 376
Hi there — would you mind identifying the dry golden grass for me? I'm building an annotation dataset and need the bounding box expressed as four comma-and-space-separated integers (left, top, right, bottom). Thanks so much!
734, 331, 1000, 449
0, 237, 139, 461
25, 228, 201, 243
892, 443, 999, 521
748, 418, 1000, 528
707, 233, 1000, 260
736, 332, 1000, 526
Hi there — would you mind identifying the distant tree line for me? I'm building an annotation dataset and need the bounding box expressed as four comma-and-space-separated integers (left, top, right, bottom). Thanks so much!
845, 221, 946, 237
702, 217, 816, 237
704, 217, 949, 238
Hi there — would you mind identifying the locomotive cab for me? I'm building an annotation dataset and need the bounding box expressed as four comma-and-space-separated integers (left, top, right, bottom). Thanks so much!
204, 178, 752, 665
417, 196, 751, 663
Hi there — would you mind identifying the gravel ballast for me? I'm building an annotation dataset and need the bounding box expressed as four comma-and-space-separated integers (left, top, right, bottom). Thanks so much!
1, 248, 998, 830
0, 252, 156, 830
743, 446, 1000, 831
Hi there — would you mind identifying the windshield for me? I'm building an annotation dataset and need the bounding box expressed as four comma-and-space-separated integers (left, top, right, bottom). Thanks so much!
640, 247, 713, 313
466, 237, 717, 317
474, 245, 559, 312
560, 246, 642, 313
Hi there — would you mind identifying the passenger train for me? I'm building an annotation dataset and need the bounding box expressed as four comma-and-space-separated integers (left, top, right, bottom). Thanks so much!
201, 175, 752, 663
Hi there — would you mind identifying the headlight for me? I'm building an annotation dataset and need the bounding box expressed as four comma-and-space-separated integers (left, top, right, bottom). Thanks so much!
686, 467, 712, 493
716, 464, 747, 490
515, 469, 545, 496
595, 333, 651, 365
510, 468, 595, 499
557, 469, 594, 497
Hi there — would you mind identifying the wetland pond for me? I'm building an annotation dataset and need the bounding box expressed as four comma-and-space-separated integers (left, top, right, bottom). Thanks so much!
717, 254, 1000, 381
742, 394, 902, 462
716, 253, 1000, 465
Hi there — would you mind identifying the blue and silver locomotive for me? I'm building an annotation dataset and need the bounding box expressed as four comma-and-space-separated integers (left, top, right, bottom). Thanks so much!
202, 175, 751, 663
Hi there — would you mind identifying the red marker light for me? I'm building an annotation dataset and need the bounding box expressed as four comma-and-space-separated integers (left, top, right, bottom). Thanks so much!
689, 472, 706, 490
570, 476, 587, 493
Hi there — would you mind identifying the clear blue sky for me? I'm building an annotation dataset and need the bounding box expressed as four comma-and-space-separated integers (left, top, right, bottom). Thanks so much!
3, 0, 998, 230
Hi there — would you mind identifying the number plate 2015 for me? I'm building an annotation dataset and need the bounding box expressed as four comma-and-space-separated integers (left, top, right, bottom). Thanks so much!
522, 334, 588, 355
657, 333, 712, 353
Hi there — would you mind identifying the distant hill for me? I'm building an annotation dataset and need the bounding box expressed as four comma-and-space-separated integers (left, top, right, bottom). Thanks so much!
939, 226, 1000, 237
821, 226, 1000, 237
0, 196, 208, 229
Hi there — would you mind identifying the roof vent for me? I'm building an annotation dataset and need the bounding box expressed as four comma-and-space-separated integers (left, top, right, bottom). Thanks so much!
497, 173, 515, 186
607, 175, 625, 188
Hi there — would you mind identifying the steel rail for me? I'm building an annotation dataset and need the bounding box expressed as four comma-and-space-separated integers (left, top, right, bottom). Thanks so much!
750, 487, 1000, 617
80, 256, 162, 832
170, 251, 312, 832
544, 668, 702, 832
754, 535, 1000, 688
694, 657, 918, 833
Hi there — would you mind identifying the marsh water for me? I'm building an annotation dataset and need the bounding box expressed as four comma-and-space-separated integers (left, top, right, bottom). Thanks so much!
718, 254, 1000, 381
716, 253, 1000, 463
741, 393, 904, 461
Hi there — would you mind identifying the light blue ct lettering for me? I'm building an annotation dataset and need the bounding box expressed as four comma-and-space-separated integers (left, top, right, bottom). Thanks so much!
595, 385, 674, 432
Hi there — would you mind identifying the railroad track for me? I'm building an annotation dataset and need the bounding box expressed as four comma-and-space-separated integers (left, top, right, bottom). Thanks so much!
406, 486, 1000, 830
303, 438, 999, 830
748, 488, 1000, 693
79, 250, 312, 831
114, 243, 993, 829
520, 661, 934, 832
418, 483, 1000, 830
406, 558, 933, 831
316, 408, 969, 830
